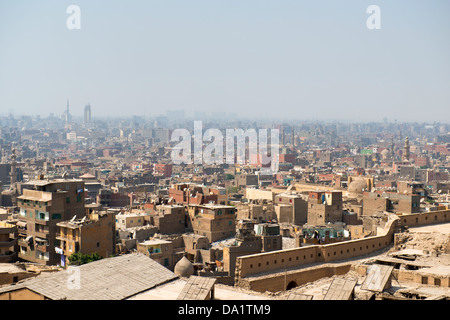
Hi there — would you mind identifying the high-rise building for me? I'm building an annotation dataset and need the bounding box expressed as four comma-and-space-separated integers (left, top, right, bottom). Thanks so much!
64, 99, 71, 124
84, 103, 91, 123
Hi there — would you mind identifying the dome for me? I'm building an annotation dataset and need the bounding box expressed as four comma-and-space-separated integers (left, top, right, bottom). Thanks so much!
348, 178, 368, 194
380, 149, 389, 159
174, 256, 194, 277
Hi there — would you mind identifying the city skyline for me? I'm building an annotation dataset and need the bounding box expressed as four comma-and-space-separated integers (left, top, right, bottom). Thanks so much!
1, 1, 449, 122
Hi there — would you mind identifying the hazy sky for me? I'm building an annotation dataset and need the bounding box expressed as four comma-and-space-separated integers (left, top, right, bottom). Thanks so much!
0, 0, 449, 122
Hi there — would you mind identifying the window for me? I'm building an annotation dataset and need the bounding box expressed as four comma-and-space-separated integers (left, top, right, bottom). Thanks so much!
52, 214, 62, 220
76, 196, 82, 203
97, 242, 100, 247
66, 197, 70, 204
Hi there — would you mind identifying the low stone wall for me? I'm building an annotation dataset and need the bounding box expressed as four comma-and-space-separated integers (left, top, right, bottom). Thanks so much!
239, 263, 352, 293
235, 209, 450, 285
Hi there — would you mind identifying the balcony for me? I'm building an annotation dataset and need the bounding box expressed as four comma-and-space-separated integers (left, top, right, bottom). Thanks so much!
35, 244, 49, 253
17, 236, 33, 248
0, 251, 18, 263
0, 226, 17, 234
0, 239, 17, 248
34, 230, 50, 239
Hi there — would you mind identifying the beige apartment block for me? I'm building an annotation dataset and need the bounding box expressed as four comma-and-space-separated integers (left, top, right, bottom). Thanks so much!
16, 179, 85, 265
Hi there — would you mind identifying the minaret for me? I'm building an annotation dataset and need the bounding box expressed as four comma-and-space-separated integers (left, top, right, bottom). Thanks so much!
402, 136, 410, 161
390, 137, 395, 159
291, 126, 295, 147
10, 148, 17, 185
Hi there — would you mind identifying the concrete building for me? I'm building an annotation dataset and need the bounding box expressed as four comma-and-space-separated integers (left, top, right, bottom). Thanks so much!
0, 221, 17, 263
397, 181, 428, 197
136, 238, 174, 270
115, 212, 147, 229
97, 189, 132, 208
187, 204, 236, 242
16, 179, 86, 265
55, 211, 116, 266
274, 193, 308, 225
168, 183, 218, 205
363, 192, 421, 216
235, 174, 258, 188
254, 223, 282, 252
153, 163, 172, 178
84, 104, 91, 123
150, 204, 185, 234
307, 191, 343, 226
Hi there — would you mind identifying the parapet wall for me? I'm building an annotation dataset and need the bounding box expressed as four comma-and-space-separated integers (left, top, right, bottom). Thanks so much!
235, 209, 450, 283
239, 263, 352, 293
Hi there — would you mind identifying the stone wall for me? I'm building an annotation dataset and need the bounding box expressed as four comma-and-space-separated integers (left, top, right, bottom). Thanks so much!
235, 209, 450, 285
238, 263, 352, 293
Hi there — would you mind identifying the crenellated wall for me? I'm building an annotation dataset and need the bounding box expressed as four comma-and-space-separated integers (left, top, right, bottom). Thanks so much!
234, 209, 450, 288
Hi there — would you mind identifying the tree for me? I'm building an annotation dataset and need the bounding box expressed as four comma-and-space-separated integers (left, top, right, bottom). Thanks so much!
68, 252, 102, 266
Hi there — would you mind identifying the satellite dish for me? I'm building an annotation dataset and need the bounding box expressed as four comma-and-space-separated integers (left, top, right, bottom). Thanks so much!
438, 190, 442, 194
70, 215, 77, 222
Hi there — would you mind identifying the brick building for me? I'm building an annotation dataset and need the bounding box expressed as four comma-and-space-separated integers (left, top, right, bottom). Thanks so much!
153, 163, 172, 178
187, 204, 236, 242
55, 211, 116, 266
16, 179, 86, 265
150, 204, 185, 234
362, 192, 421, 216
307, 191, 343, 226
274, 193, 308, 225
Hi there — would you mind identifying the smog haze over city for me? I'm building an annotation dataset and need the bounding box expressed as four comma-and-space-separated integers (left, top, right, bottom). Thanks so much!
1, 0, 450, 122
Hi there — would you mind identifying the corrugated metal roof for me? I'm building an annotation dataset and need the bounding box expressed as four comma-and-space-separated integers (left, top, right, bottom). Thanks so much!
177, 276, 217, 300
0, 253, 178, 300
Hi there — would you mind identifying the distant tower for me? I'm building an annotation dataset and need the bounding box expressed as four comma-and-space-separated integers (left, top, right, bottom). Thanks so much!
291, 126, 295, 147
10, 148, 17, 185
390, 137, 395, 159
402, 136, 410, 161
84, 103, 92, 123
65, 99, 71, 124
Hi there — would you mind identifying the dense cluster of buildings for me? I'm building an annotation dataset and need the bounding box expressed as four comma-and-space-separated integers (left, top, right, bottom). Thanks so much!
0, 112, 449, 300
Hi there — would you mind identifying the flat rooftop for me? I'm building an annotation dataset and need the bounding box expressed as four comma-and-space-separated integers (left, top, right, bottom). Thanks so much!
23, 179, 83, 186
